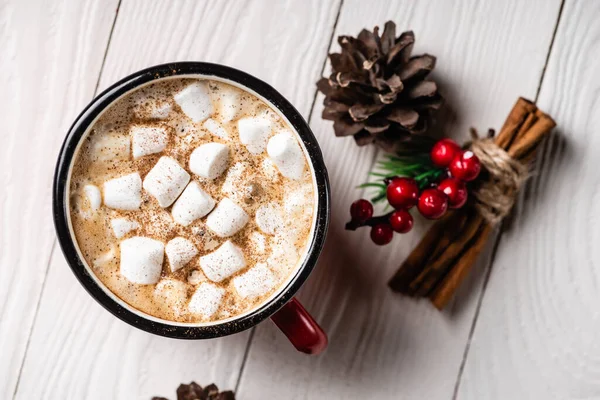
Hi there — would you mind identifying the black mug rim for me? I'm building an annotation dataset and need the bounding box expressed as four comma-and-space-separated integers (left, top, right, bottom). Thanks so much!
53, 62, 330, 339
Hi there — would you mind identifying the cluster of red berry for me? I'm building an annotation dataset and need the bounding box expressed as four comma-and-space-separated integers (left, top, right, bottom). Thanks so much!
348, 138, 482, 245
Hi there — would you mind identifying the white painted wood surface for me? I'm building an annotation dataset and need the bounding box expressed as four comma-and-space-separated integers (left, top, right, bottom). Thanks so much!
238, 1, 561, 399
457, 1, 600, 398
5, 0, 598, 399
0, 1, 118, 398
13, 1, 340, 399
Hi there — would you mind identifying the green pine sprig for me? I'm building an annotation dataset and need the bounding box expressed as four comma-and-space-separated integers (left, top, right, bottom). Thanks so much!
359, 154, 445, 204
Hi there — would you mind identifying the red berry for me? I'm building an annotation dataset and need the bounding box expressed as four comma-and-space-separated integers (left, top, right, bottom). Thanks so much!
430, 138, 461, 167
417, 188, 448, 219
389, 209, 414, 233
386, 177, 419, 209
449, 150, 481, 182
438, 178, 468, 209
370, 224, 394, 245
350, 199, 373, 223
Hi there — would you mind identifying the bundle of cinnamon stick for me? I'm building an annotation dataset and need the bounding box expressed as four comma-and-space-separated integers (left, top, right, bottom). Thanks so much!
388, 98, 556, 309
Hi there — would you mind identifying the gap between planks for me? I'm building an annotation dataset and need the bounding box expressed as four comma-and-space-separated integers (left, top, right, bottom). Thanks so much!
11, 242, 57, 399
10, 2, 123, 399
451, 1, 567, 398
233, 0, 345, 392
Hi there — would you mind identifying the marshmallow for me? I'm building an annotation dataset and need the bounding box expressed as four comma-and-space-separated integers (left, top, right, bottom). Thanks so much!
143, 156, 190, 207
287, 226, 306, 248
257, 107, 282, 125
261, 158, 279, 180
120, 236, 164, 284
215, 85, 242, 123
110, 218, 140, 239
267, 131, 306, 180
187, 269, 206, 285
267, 237, 298, 272
178, 127, 206, 156
89, 133, 130, 162
221, 162, 252, 203
171, 181, 215, 226
165, 237, 198, 272
174, 82, 213, 123
199, 240, 246, 282
154, 279, 188, 317
103, 173, 142, 210
205, 198, 249, 237
237, 117, 272, 155
130, 125, 169, 159
255, 203, 284, 235
233, 263, 276, 298
188, 282, 225, 318
93, 247, 116, 269
221, 170, 262, 203
84, 184, 101, 210
250, 232, 267, 254
284, 185, 313, 222
203, 118, 230, 140
132, 93, 172, 120
189, 143, 229, 179
283, 188, 308, 214
169, 117, 198, 137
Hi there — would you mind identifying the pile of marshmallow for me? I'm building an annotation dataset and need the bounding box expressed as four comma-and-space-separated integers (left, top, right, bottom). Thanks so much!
82, 81, 309, 319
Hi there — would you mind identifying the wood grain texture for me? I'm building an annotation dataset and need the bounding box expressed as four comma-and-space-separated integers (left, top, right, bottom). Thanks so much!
17, 250, 248, 399
96, 0, 341, 118
0, 0, 117, 398
14, 1, 341, 399
457, 1, 600, 398
237, 1, 562, 399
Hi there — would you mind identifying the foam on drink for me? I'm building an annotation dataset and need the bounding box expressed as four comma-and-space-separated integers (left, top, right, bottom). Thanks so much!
68, 78, 315, 323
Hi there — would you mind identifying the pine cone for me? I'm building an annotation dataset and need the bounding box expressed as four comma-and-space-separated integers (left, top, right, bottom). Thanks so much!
152, 382, 235, 400
317, 21, 443, 153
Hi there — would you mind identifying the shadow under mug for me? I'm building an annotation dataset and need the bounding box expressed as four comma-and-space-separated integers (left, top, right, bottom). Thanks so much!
53, 62, 330, 354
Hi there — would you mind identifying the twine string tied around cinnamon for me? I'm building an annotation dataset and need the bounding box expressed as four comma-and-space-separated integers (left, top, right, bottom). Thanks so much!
469, 129, 529, 225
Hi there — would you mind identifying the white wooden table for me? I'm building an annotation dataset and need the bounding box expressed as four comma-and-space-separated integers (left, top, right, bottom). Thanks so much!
2, 0, 598, 398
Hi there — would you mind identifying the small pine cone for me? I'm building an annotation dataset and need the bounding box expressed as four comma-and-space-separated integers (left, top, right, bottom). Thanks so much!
153, 381, 235, 400
317, 21, 443, 153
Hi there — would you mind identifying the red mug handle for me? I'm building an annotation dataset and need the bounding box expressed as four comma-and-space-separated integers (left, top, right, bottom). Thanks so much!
270, 297, 328, 355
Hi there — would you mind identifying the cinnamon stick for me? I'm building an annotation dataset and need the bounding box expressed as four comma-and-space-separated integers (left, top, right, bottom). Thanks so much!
495, 98, 537, 150
427, 210, 470, 262
508, 113, 556, 159
388, 211, 458, 292
430, 224, 493, 309
410, 210, 482, 296
390, 98, 533, 296
389, 97, 556, 309
425, 101, 554, 307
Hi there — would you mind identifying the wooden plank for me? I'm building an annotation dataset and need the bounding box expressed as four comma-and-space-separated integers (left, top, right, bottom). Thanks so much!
237, 0, 562, 398
15, 0, 341, 398
96, 0, 341, 117
456, 1, 600, 398
16, 249, 249, 399
0, 0, 118, 398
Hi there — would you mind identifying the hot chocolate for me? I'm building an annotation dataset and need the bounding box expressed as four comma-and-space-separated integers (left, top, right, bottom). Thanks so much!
68, 77, 315, 323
